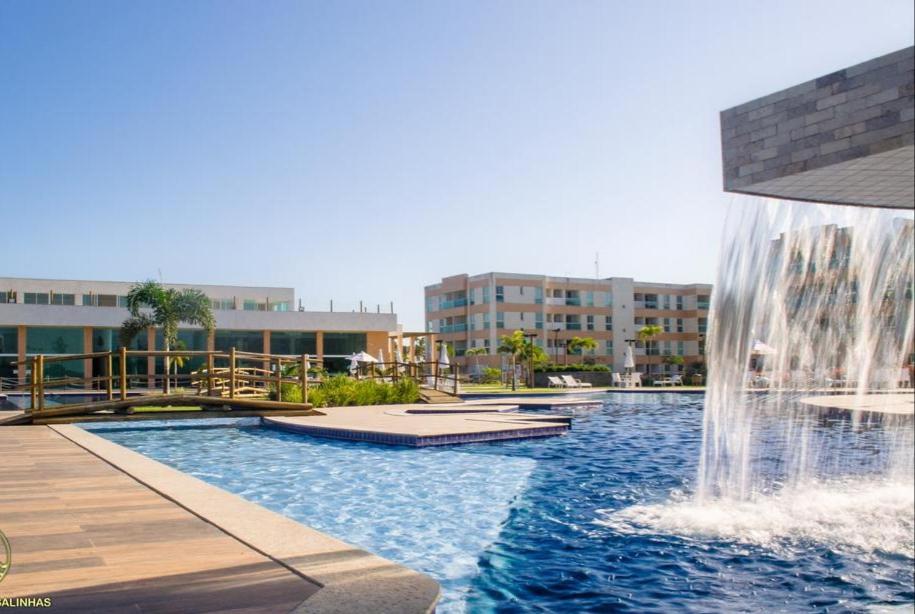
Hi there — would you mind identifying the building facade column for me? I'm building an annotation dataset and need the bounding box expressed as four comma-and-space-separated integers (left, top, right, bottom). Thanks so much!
315, 331, 324, 367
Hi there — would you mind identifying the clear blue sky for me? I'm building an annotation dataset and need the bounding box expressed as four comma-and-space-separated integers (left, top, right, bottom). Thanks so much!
1, 1, 913, 329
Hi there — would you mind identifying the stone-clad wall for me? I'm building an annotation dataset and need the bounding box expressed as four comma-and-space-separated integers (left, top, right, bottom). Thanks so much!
721, 47, 913, 194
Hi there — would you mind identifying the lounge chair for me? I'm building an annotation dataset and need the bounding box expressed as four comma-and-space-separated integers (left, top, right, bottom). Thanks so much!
561, 375, 592, 388
547, 376, 566, 388
898, 368, 912, 388
612, 372, 624, 387
630, 372, 642, 388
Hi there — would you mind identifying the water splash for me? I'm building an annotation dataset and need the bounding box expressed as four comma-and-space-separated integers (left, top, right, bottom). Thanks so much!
700, 198, 914, 500
608, 197, 914, 558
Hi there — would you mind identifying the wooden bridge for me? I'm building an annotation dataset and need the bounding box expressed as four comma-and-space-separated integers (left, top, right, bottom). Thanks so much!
0, 349, 462, 425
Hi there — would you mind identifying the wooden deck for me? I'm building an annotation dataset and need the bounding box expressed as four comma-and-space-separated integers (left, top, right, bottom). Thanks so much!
0, 426, 319, 611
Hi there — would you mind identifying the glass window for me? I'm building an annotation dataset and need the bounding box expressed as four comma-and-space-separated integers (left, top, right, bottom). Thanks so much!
97, 294, 118, 307
24, 292, 49, 305
495, 286, 504, 303
0, 292, 13, 304
82, 294, 95, 306
271, 302, 290, 312
323, 333, 366, 356
50, 293, 75, 305
0, 327, 18, 355
243, 300, 259, 311
270, 331, 317, 355
215, 330, 264, 353
587, 315, 595, 331
605, 316, 613, 331
483, 286, 491, 304
26, 327, 83, 354
496, 312, 504, 328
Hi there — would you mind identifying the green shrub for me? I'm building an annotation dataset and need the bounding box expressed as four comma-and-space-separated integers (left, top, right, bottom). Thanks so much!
534, 363, 611, 373
480, 367, 502, 384
283, 375, 420, 408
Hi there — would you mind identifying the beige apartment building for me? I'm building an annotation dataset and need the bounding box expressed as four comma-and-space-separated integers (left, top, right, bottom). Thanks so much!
425, 273, 712, 377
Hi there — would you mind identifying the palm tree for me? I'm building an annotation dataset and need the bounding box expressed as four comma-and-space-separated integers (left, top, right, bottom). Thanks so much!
119, 280, 215, 394
464, 346, 488, 380
497, 330, 526, 391
638, 324, 663, 379
566, 336, 598, 358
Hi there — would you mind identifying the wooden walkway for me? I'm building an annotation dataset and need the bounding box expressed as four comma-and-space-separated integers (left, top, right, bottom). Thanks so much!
0, 426, 319, 612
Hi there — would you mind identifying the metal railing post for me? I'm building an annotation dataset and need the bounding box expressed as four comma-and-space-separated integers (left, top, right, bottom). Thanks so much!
29, 359, 36, 410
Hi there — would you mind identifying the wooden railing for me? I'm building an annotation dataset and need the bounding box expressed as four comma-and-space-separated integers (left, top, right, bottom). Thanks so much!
11, 349, 320, 412
353, 361, 462, 395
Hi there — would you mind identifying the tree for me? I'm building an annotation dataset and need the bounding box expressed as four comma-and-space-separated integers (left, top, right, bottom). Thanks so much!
119, 280, 215, 394
638, 324, 663, 378
497, 330, 526, 391
566, 336, 598, 357
464, 346, 489, 380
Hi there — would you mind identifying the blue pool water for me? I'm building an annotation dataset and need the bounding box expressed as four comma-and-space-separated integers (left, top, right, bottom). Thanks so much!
84, 393, 914, 612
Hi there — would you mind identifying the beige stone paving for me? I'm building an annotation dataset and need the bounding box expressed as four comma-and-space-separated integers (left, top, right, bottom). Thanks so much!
268, 402, 570, 438
800, 392, 914, 415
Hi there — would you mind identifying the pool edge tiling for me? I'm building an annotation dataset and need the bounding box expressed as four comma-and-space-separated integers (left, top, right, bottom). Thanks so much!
47, 424, 442, 614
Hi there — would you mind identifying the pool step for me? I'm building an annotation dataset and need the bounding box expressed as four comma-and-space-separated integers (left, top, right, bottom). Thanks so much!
419, 389, 462, 404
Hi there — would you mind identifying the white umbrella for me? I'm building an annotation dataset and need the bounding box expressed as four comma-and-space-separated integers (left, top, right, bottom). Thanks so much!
349, 351, 376, 363
438, 343, 450, 368
393, 345, 403, 364
624, 344, 636, 372
751, 340, 777, 355
377, 348, 385, 365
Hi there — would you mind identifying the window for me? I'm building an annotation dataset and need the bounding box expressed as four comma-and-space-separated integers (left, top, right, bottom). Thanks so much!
586, 315, 594, 331
677, 341, 684, 356
50, 293, 75, 305
663, 318, 671, 333
483, 312, 491, 329
270, 331, 317, 355
24, 293, 49, 305
214, 330, 264, 353
495, 286, 504, 303
535, 312, 543, 329
496, 312, 504, 329
26, 327, 83, 354
698, 317, 708, 334
82, 294, 95, 306
606, 340, 613, 354
271, 302, 290, 312
212, 298, 234, 310
586, 292, 594, 307
676, 295, 684, 310
0, 292, 14, 304
676, 318, 684, 333
483, 286, 491, 304
97, 294, 118, 307
0, 327, 18, 356
605, 316, 613, 331
535, 287, 544, 304
117, 296, 129, 308
243, 300, 259, 311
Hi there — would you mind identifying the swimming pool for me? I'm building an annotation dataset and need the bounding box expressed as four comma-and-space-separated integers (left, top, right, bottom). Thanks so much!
83, 393, 914, 612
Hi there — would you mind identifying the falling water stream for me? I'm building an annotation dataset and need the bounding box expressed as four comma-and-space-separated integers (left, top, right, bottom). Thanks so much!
606, 197, 915, 559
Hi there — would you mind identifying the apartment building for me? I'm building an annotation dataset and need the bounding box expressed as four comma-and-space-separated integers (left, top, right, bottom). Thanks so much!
0, 277, 398, 383
424, 273, 712, 376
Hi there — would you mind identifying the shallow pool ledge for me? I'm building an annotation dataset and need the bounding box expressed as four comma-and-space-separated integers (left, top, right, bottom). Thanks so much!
50, 424, 441, 614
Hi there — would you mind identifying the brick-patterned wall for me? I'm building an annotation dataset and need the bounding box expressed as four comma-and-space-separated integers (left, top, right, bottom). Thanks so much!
721, 47, 913, 196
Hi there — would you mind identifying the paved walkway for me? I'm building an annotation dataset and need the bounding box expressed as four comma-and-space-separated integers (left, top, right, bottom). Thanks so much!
800, 392, 915, 416
266, 403, 571, 446
0, 426, 318, 612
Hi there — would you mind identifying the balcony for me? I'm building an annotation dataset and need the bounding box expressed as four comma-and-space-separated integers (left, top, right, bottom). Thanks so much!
439, 323, 468, 334
565, 322, 582, 331
565, 297, 581, 306
697, 302, 710, 310
439, 298, 468, 310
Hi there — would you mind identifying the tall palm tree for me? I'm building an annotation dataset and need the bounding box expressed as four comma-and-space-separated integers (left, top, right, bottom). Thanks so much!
464, 346, 488, 379
638, 324, 663, 378
119, 280, 215, 394
497, 330, 526, 391
567, 336, 598, 358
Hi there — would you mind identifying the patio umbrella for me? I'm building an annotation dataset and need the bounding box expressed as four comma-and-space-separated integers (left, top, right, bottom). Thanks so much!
377, 349, 385, 365
393, 345, 403, 364
438, 343, 450, 369
348, 351, 376, 374
624, 344, 636, 373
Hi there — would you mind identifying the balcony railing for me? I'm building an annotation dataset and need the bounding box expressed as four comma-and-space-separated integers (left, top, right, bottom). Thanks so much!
565, 322, 582, 331
439, 298, 468, 310
439, 323, 468, 333
565, 298, 581, 306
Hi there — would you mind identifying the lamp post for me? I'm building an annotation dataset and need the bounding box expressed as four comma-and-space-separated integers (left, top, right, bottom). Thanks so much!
521, 330, 537, 389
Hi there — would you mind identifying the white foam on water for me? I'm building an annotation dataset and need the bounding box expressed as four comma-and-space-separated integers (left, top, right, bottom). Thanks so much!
599, 477, 914, 559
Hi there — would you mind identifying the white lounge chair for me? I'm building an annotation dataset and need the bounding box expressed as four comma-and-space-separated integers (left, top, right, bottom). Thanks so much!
612, 372, 624, 387
630, 372, 642, 388
561, 375, 592, 388
547, 376, 566, 388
